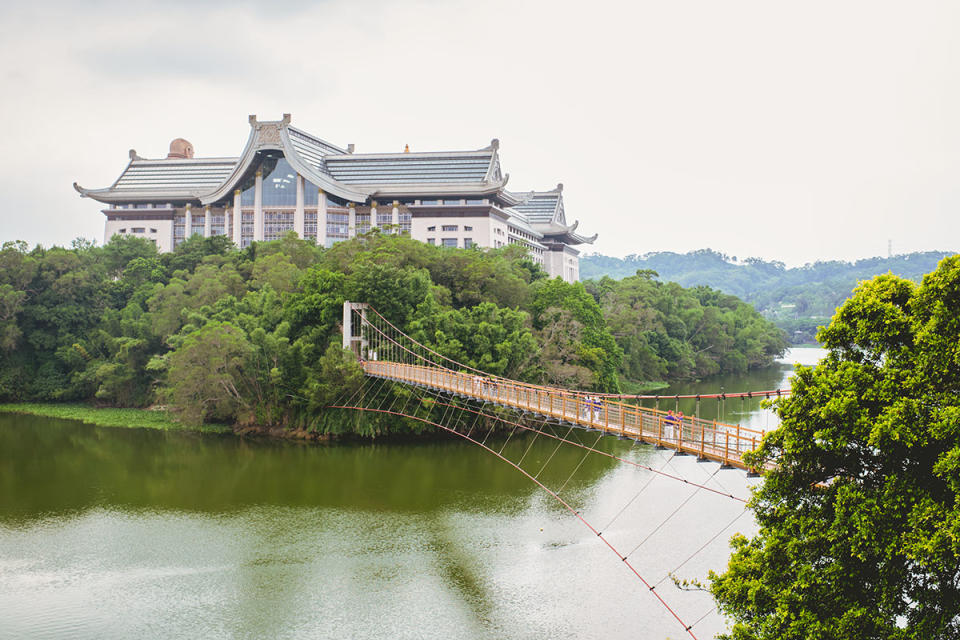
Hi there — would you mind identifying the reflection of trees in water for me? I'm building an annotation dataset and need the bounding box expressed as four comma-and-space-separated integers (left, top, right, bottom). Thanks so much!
0, 414, 634, 523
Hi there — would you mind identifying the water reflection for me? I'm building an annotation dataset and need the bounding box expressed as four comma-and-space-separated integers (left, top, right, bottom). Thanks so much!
0, 351, 821, 639
649, 346, 827, 429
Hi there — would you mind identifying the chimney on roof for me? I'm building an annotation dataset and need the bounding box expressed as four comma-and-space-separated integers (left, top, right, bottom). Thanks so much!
347, 144, 355, 154
404, 144, 410, 153
167, 138, 194, 159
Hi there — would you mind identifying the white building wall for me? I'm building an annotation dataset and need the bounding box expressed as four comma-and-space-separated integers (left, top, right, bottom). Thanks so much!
564, 246, 580, 282
104, 217, 174, 252
410, 213, 503, 249
545, 246, 580, 283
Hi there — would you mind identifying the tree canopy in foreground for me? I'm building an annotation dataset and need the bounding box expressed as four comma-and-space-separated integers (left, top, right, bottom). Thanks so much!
711, 255, 960, 639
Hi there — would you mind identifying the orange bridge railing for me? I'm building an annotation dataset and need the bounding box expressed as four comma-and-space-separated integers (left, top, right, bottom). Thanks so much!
362, 360, 768, 472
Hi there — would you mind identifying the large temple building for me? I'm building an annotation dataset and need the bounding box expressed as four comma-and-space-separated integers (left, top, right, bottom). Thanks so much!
75, 114, 595, 283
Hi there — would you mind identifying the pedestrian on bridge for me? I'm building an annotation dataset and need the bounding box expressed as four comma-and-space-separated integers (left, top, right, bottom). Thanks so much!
664, 410, 680, 443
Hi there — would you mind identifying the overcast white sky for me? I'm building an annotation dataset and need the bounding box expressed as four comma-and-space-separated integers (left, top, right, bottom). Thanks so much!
1, 0, 957, 265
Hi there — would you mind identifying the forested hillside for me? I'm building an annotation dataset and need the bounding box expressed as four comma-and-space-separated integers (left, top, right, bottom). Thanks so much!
0, 234, 785, 433
581, 249, 955, 342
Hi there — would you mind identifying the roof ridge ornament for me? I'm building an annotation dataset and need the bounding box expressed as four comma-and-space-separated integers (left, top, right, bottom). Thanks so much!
556, 182, 563, 192
129, 149, 141, 160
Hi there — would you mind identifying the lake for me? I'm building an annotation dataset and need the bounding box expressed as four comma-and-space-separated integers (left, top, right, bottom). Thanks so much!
0, 348, 825, 639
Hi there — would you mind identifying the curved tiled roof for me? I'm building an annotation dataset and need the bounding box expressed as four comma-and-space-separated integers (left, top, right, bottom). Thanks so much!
74, 114, 590, 256
324, 151, 494, 185
110, 157, 239, 192
287, 126, 345, 174
512, 192, 560, 224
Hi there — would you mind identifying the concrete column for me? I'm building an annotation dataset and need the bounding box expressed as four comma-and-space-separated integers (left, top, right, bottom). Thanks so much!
204, 205, 211, 237
184, 203, 192, 237
370, 200, 378, 229
317, 188, 327, 247
233, 189, 242, 244
342, 301, 352, 350
392, 200, 399, 232
254, 170, 264, 242
294, 175, 305, 238
348, 202, 356, 238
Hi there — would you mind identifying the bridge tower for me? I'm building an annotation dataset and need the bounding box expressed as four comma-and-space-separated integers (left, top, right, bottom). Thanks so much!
342, 301, 370, 358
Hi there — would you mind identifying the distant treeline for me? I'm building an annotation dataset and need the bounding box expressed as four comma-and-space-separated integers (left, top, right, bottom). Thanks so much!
580, 249, 956, 342
0, 234, 785, 433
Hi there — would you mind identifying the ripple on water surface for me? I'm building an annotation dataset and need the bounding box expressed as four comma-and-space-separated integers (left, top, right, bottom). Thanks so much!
0, 409, 767, 639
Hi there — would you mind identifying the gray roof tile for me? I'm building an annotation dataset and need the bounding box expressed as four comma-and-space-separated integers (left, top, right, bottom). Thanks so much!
324, 152, 493, 185
112, 158, 238, 192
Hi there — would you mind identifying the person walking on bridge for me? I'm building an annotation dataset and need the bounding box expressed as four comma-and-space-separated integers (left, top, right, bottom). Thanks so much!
664, 410, 680, 443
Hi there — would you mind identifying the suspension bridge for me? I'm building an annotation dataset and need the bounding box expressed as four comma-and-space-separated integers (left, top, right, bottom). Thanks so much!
339, 301, 786, 473
330, 301, 792, 639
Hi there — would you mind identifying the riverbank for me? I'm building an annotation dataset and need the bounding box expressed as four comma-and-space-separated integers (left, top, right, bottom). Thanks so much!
0, 403, 231, 434
0, 403, 446, 443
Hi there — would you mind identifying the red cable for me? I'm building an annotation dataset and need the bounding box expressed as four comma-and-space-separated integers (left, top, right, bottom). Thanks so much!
329, 403, 702, 640
358, 316, 770, 444
361, 304, 787, 405
422, 397, 746, 503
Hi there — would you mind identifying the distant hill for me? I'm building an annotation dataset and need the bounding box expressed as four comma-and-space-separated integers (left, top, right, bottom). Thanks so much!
580, 249, 957, 343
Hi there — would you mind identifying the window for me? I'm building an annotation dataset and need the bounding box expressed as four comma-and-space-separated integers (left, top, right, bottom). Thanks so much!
427, 225, 436, 231
261, 157, 298, 206
442, 199, 461, 206
465, 199, 484, 205
149, 228, 157, 233
464, 238, 473, 248
118, 228, 126, 233
131, 227, 145, 233
441, 224, 458, 232
464, 225, 473, 231
421, 199, 439, 205
427, 238, 435, 245
442, 238, 458, 248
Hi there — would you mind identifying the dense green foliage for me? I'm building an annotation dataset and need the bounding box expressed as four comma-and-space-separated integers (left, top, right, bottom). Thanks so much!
710, 256, 960, 639
581, 249, 955, 343
0, 233, 783, 432
584, 271, 787, 385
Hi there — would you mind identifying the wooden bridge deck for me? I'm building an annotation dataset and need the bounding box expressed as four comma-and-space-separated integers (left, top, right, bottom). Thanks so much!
363, 361, 767, 472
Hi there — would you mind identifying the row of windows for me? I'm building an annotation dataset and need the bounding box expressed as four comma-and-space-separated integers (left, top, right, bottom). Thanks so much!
426, 238, 474, 248
419, 199, 485, 206
110, 203, 173, 209
426, 224, 473, 232
117, 227, 157, 234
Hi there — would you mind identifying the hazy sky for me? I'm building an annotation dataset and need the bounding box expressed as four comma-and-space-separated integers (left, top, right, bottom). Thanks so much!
2, 0, 957, 265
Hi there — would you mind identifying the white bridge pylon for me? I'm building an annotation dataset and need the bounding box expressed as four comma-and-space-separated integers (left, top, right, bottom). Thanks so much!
342, 301, 769, 472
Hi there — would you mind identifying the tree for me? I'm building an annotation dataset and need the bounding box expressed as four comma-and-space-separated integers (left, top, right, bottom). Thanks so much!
165, 322, 253, 425
710, 256, 960, 639
531, 278, 622, 392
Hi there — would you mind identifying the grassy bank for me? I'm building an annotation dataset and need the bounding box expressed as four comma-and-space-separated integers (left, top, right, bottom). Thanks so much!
619, 379, 670, 394
0, 403, 231, 434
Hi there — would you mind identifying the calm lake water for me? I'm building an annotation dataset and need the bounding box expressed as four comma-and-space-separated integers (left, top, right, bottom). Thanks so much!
0, 348, 825, 640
